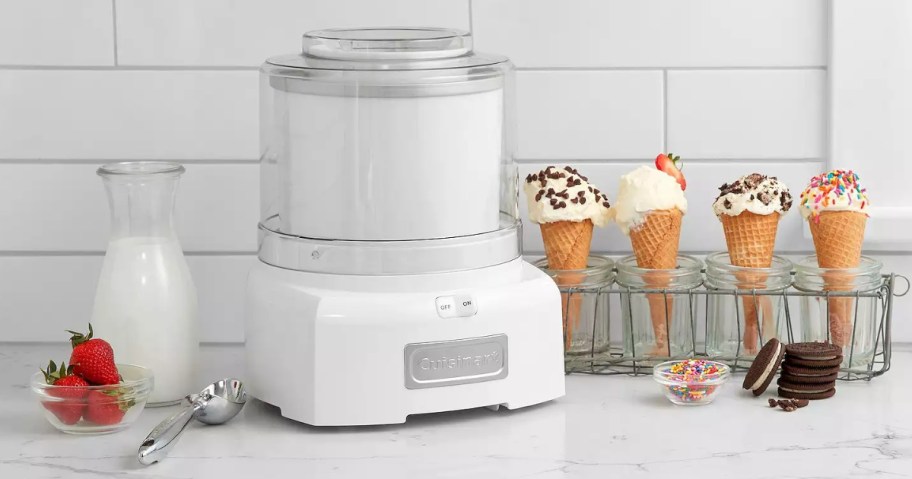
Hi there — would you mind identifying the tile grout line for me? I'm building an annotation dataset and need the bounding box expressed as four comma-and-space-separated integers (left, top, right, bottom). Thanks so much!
0, 159, 259, 165
0, 66, 826, 72
0, 251, 256, 257
662, 69, 668, 152
0, 65, 259, 71
515, 158, 826, 165
111, 0, 119, 66
516, 66, 828, 72
468, 0, 474, 34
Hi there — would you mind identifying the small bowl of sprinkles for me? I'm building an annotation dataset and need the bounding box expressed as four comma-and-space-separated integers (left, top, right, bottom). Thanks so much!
653, 359, 730, 406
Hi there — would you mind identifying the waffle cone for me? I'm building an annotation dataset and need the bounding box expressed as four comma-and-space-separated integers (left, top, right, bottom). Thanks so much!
809, 211, 867, 347
721, 211, 781, 353
629, 209, 682, 355
540, 220, 594, 350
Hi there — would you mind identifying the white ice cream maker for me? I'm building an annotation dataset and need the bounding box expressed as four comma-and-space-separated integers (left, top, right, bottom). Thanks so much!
245, 27, 565, 426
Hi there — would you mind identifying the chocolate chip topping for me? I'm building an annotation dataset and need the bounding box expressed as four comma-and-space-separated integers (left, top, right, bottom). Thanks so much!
714, 173, 793, 213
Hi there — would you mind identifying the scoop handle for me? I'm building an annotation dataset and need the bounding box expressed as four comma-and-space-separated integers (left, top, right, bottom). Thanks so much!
137, 402, 202, 465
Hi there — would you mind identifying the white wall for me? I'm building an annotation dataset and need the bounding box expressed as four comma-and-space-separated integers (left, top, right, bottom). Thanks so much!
0, 0, 908, 343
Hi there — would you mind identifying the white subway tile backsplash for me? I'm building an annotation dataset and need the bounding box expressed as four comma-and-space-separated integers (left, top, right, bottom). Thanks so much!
115, 0, 470, 66
516, 71, 663, 159
0, 70, 258, 160
518, 161, 822, 255
0, 255, 253, 342
0, 0, 114, 65
0, 164, 258, 252
666, 70, 826, 159
473, 0, 826, 68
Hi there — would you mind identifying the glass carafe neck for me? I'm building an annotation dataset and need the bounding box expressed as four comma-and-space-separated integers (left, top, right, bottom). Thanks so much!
98, 162, 185, 241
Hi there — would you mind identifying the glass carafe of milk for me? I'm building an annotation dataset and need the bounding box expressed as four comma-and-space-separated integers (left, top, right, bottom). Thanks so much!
92, 162, 199, 406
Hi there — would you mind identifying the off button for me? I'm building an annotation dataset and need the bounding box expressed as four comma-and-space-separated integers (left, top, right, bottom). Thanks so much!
435, 295, 478, 318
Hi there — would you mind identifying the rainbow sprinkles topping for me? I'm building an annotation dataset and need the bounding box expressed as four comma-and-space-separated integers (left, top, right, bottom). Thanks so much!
798, 169, 869, 223
661, 359, 726, 403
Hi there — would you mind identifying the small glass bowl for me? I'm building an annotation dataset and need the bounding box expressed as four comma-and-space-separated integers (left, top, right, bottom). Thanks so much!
30, 364, 154, 434
652, 360, 730, 406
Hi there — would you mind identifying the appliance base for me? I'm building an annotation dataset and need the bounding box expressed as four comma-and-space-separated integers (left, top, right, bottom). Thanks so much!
245, 258, 565, 426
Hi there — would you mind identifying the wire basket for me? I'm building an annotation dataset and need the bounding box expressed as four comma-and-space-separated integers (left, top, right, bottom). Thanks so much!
547, 257, 909, 381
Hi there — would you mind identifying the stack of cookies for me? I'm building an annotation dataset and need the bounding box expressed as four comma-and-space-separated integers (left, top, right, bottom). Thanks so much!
777, 342, 842, 400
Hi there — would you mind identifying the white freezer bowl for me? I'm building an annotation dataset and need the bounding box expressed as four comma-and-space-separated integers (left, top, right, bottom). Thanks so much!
245, 258, 566, 426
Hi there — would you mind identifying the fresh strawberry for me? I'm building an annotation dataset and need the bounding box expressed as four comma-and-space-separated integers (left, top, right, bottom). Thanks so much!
655, 153, 686, 190
84, 388, 132, 426
40, 360, 88, 425
67, 324, 120, 385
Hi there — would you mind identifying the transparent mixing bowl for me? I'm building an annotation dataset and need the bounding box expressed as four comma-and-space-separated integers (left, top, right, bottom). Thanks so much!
258, 28, 519, 275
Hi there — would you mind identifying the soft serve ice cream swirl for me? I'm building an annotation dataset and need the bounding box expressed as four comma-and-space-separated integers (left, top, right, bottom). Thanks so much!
523, 166, 612, 226
613, 166, 688, 235
712, 173, 793, 217
798, 169, 869, 221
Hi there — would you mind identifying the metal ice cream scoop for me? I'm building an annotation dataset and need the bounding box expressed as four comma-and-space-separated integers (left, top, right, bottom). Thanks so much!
138, 378, 247, 465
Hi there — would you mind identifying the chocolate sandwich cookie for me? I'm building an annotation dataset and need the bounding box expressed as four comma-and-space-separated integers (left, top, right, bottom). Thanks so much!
777, 385, 836, 400
784, 342, 842, 361
781, 363, 840, 377
780, 371, 839, 384
742, 338, 785, 396
784, 355, 843, 368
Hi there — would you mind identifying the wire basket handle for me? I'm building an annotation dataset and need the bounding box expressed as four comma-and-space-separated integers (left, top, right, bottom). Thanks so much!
893, 274, 910, 297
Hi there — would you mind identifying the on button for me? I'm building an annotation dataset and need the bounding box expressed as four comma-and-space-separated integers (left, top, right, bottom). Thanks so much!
435, 295, 477, 318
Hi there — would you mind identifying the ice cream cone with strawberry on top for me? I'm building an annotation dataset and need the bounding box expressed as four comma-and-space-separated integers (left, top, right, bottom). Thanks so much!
712, 173, 793, 355
798, 170, 870, 349
523, 166, 612, 352
613, 154, 688, 356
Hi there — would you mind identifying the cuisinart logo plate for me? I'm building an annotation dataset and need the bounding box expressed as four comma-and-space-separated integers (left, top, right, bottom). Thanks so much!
404, 334, 508, 389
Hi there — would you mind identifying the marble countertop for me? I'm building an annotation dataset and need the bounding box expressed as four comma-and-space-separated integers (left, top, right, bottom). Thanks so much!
2, 344, 911, 478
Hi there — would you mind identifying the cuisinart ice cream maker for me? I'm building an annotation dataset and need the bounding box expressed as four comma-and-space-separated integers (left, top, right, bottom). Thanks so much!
245, 28, 565, 426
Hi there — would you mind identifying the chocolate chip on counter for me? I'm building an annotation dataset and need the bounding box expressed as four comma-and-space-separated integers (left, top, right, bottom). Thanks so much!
768, 398, 778, 408
793, 398, 809, 408
777, 400, 791, 409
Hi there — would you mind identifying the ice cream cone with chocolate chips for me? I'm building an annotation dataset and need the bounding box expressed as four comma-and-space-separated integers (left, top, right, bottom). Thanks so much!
613, 155, 688, 356
713, 173, 793, 355
523, 166, 612, 352
798, 170, 870, 349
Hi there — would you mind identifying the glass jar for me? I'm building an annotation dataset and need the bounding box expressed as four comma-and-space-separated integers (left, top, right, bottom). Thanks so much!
533, 256, 614, 359
794, 256, 883, 369
91, 162, 199, 406
616, 255, 703, 361
258, 28, 519, 276
704, 253, 793, 362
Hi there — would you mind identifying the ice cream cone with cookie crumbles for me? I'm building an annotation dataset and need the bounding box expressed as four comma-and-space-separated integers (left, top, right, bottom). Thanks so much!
613, 155, 688, 356
713, 173, 793, 354
523, 166, 612, 352
798, 170, 869, 349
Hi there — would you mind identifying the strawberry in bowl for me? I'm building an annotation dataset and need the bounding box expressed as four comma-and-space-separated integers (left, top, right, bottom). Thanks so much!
30, 324, 154, 434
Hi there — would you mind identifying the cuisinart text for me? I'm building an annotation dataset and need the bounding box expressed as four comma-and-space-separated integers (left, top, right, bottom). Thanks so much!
404, 335, 509, 389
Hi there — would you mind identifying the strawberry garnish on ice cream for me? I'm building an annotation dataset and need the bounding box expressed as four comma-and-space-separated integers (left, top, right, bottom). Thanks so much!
655, 153, 686, 191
